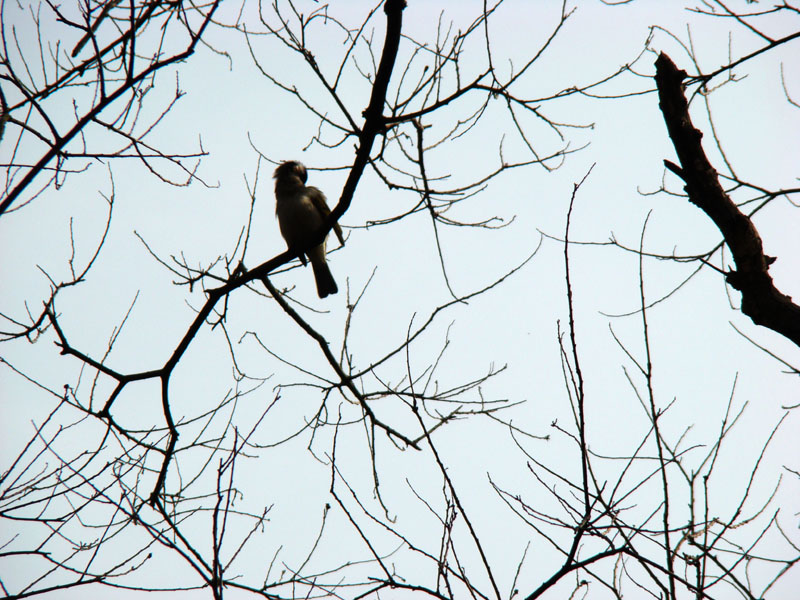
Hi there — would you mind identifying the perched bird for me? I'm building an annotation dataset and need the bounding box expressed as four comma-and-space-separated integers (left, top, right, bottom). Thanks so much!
274, 161, 345, 298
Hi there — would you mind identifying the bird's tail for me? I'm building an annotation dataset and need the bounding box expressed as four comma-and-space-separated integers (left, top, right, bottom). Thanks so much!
311, 254, 338, 298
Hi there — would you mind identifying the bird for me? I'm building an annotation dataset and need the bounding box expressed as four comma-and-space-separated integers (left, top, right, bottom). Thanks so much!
273, 161, 345, 298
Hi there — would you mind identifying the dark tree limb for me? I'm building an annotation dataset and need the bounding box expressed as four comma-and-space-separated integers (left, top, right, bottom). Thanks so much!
281, 0, 406, 265
325, 0, 406, 231
654, 52, 800, 348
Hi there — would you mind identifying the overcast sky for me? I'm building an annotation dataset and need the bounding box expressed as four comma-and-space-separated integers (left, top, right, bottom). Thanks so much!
2, 1, 799, 598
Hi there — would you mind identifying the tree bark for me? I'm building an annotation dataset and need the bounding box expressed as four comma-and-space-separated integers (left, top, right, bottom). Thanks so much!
654, 52, 800, 348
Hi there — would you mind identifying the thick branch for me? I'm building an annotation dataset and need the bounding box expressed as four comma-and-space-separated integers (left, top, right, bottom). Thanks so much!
654, 52, 800, 348
324, 0, 406, 231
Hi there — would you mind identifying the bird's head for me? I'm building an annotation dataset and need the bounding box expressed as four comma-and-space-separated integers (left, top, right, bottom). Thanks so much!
274, 160, 308, 184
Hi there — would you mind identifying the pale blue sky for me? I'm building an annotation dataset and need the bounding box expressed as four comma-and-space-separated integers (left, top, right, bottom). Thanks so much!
2, 1, 799, 598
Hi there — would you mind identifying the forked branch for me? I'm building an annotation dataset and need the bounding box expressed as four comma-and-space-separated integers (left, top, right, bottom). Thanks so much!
655, 52, 800, 348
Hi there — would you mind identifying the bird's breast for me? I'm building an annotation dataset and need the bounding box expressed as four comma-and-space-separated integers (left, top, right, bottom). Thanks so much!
277, 194, 325, 248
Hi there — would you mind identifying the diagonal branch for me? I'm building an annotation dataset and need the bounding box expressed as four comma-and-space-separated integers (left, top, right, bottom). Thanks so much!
654, 52, 800, 348
324, 0, 406, 231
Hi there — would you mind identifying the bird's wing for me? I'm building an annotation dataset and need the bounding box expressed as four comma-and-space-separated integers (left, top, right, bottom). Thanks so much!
307, 186, 345, 246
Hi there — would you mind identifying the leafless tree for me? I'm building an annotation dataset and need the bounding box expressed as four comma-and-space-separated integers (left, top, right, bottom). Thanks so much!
1, 1, 798, 599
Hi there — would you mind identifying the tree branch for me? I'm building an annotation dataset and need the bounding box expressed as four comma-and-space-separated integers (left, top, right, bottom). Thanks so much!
654, 52, 800, 348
